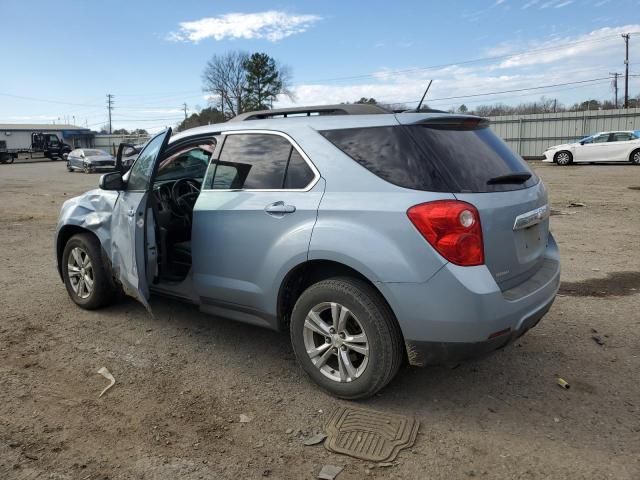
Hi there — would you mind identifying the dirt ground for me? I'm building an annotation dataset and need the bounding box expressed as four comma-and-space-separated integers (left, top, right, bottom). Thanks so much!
1, 159, 639, 479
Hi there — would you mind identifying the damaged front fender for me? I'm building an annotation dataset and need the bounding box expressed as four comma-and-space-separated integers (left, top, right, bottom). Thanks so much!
55, 189, 120, 279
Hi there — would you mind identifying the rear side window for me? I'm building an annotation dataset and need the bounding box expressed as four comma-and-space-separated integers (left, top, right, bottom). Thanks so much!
320, 126, 449, 192
284, 149, 315, 189
321, 124, 537, 193
207, 133, 315, 190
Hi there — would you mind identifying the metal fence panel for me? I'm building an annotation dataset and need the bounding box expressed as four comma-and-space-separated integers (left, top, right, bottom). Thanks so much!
488, 108, 640, 158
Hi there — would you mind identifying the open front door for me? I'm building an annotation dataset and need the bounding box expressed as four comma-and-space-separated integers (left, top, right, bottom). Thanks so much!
110, 129, 172, 310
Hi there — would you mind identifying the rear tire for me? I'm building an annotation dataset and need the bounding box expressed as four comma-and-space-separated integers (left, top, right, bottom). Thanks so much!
554, 151, 572, 166
290, 277, 403, 400
630, 149, 640, 165
62, 233, 116, 310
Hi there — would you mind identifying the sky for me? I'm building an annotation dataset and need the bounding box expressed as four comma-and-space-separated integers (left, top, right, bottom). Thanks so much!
1, 0, 639, 133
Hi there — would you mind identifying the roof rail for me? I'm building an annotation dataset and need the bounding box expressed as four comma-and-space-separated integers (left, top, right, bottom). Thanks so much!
228, 104, 392, 122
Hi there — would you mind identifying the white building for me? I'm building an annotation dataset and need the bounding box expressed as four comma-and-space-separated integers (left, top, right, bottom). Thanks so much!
0, 123, 95, 151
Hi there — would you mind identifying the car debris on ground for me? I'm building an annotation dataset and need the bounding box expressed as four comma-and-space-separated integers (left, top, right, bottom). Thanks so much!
97, 367, 116, 398
318, 464, 343, 480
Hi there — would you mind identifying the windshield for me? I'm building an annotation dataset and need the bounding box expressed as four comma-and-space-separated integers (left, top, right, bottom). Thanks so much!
84, 149, 109, 157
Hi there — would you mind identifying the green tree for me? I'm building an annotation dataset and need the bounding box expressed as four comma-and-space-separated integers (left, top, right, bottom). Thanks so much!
176, 106, 225, 132
354, 97, 377, 104
457, 104, 468, 113
243, 53, 291, 110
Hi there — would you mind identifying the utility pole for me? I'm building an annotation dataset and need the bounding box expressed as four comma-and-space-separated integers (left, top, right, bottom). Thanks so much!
182, 102, 188, 121
106, 94, 114, 134
609, 72, 620, 108
622, 34, 630, 108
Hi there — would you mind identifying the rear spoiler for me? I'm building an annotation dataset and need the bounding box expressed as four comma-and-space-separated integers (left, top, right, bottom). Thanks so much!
396, 113, 490, 129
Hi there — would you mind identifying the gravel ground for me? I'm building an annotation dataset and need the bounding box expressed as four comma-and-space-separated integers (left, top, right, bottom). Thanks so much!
0, 161, 639, 479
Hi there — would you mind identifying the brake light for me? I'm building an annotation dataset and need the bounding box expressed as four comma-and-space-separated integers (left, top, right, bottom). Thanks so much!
407, 200, 484, 266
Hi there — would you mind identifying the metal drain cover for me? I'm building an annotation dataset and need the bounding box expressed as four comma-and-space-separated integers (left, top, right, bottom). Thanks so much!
324, 406, 419, 462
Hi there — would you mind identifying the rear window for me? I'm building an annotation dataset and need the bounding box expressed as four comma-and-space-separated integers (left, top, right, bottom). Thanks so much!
320, 123, 538, 193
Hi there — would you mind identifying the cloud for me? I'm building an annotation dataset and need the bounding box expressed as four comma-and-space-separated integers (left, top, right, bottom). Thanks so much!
167, 11, 321, 43
274, 24, 640, 111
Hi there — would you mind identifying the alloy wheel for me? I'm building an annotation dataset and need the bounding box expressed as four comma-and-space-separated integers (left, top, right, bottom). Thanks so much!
67, 247, 94, 299
633, 151, 640, 165
302, 302, 370, 383
556, 152, 570, 165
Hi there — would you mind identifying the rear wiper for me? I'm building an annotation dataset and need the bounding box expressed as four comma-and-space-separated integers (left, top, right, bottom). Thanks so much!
487, 173, 532, 185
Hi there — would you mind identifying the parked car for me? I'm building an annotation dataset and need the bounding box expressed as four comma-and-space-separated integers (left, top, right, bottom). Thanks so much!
543, 130, 640, 165
119, 143, 147, 170
55, 104, 560, 399
66, 149, 115, 173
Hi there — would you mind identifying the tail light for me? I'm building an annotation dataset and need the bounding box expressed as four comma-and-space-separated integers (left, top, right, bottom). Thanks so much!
407, 200, 484, 266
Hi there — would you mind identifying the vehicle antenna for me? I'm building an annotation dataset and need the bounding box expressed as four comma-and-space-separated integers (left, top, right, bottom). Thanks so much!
415, 80, 433, 112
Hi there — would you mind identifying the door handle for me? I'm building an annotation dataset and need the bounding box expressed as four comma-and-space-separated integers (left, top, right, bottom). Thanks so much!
264, 201, 296, 214
127, 208, 135, 217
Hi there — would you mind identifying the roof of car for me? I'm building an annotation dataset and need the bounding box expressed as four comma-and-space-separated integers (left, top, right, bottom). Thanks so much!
228, 104, 391, 121
170, 109, 483, 143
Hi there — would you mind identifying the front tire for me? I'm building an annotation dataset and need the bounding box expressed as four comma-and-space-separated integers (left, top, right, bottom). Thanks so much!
290, 277, 403, 400
630, 149, 640, 165
554, 151, 572, 166
62, 233, 116, 310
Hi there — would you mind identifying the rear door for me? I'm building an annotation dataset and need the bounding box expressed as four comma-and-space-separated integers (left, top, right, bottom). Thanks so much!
110, 129, 171, 308
606, 132, 634, 161
576, 133, 610, 161
192, 130, 323, 325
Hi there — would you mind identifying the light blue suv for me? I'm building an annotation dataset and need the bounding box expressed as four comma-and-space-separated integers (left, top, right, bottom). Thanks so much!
55, 105, 560, 399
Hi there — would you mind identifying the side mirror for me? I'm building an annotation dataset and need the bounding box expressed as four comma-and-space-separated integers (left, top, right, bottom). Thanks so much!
579, 141, 584, 145
99, 171, 124, 190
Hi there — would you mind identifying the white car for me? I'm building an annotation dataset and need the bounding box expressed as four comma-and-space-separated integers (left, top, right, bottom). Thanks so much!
543, 130, 640, 166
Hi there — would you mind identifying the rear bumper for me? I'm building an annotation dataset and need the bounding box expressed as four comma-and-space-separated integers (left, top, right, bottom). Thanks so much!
404, 294, 553, 366
380, 233, 560, 366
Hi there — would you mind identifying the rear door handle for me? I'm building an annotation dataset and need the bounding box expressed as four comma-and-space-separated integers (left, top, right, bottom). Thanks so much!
264, 201, 296, 214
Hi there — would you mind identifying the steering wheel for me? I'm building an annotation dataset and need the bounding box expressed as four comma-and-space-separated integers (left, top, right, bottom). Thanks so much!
171, 178, 201, 217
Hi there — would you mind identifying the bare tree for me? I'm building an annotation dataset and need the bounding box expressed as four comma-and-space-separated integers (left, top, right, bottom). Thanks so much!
202, 51, 250, 118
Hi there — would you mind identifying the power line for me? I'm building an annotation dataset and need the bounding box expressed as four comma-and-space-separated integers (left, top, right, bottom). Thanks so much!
0, 92, 102, 108
293, 32, 640, 85
381, 76, 611, 105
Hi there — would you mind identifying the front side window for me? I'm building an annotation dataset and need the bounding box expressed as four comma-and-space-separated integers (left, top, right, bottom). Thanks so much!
592, 134, 609, 143
207, 133, 315, 190
127, 132, 167, 191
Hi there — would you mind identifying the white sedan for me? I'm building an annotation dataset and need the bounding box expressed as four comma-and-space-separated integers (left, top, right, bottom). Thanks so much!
543, 130, 640, 166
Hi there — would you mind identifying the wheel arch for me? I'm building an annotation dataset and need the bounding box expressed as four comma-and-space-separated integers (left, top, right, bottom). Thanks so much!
629, 147, 640, 164
277, 259, 405, 345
